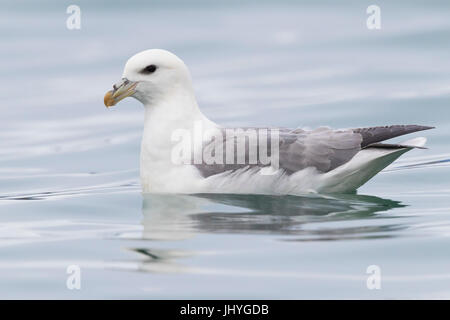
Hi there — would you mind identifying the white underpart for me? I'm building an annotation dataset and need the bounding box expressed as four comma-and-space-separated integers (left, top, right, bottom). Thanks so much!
139, 87, 218, 194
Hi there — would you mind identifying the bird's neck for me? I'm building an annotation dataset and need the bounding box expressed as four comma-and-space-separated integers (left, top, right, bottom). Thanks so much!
140, 88, 217, 165
142, 89, 215, 137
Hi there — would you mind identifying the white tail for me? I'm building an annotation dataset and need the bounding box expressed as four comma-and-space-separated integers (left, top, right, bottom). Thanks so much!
318, 137, 427, 193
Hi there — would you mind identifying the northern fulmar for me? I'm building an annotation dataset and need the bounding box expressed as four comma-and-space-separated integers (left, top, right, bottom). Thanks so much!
104, 49, 433, 194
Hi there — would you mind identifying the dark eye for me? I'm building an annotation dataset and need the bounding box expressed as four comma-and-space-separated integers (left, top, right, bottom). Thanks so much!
141, 64, 157, 74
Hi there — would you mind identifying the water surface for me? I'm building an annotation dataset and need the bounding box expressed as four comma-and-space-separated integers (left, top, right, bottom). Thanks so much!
0, 0, 449, 299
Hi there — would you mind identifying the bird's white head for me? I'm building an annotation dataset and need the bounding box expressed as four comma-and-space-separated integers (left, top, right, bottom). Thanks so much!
104, 49, 193, 107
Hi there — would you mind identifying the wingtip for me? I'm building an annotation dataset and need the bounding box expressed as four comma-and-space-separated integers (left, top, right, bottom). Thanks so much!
415, 125, 435, 131
354, 124, 435, 148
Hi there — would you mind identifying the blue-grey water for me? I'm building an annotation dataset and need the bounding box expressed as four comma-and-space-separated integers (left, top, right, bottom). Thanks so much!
1, 0, 449, 299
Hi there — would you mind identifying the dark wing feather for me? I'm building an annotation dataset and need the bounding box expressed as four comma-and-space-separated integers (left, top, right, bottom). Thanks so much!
353, 125, 434, 148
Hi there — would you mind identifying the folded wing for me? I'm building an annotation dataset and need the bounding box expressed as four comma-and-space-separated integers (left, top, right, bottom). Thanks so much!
195, 125, 434, 177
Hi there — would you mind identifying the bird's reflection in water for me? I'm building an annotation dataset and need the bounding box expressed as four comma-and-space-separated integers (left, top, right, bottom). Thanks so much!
125, 193, 405, 273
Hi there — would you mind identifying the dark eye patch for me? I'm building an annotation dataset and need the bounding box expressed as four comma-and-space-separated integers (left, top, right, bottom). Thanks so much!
140, 64, 157, 74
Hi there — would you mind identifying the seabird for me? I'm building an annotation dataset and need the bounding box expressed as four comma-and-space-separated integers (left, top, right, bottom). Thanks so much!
104, 49, 433, 194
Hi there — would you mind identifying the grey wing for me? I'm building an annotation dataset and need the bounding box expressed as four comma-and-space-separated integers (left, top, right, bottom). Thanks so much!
194, 125, 434, 177
278, 127, 362, 174
195, 127, 363, 177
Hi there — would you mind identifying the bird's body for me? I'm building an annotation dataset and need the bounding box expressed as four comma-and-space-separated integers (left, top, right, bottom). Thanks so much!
105, 49, 433, 195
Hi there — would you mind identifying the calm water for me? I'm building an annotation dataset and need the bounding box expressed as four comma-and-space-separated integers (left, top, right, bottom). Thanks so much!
1, 0, 450, 299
